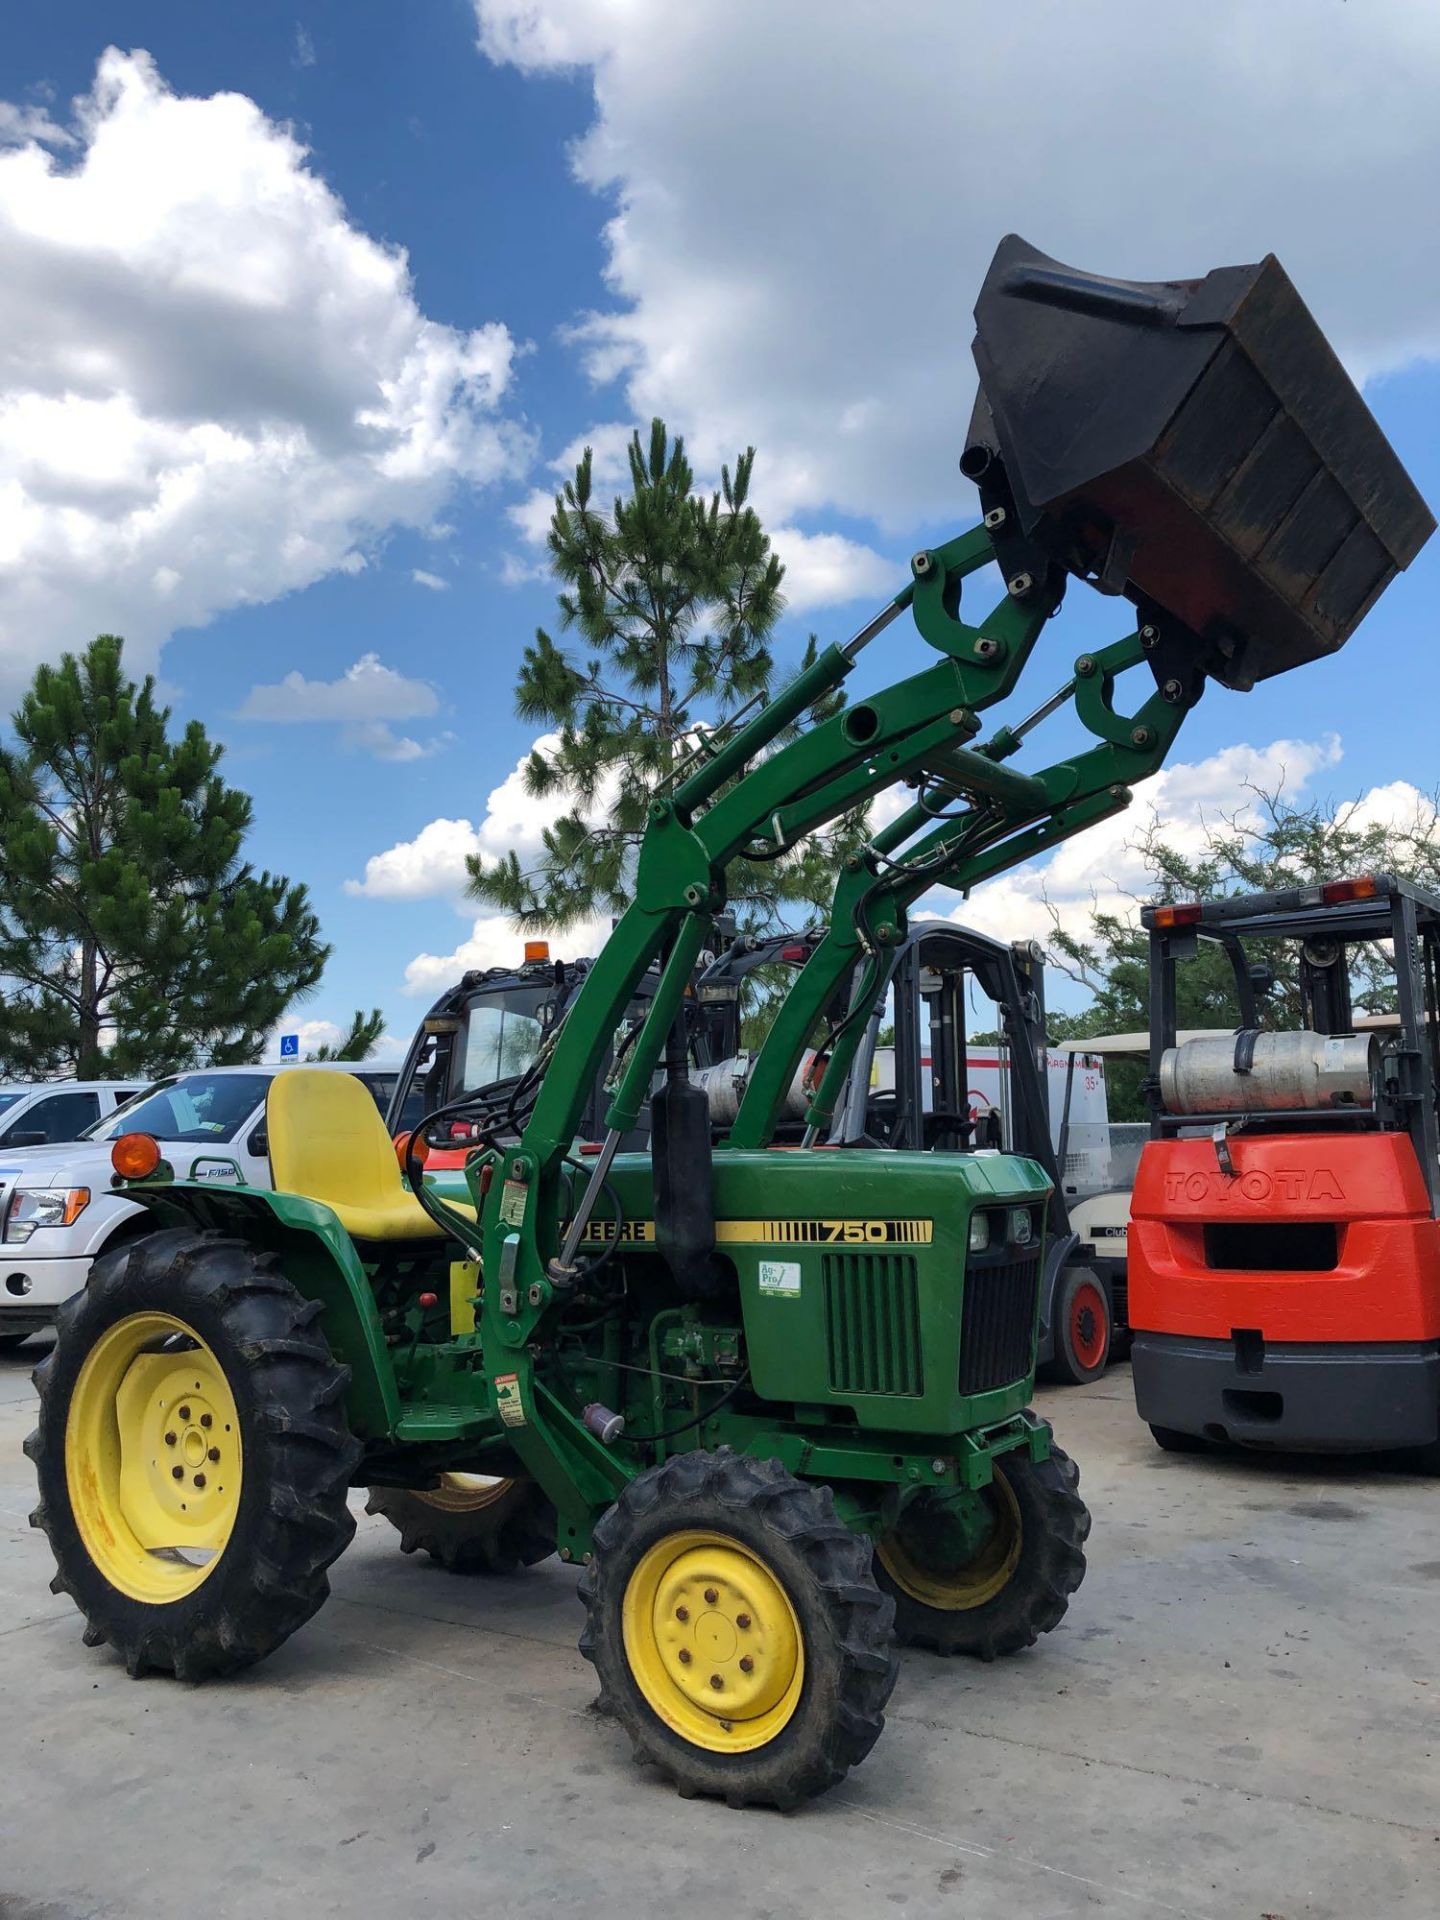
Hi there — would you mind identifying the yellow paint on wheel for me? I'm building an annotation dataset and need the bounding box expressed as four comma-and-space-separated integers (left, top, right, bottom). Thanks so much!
623, 1531, 804, 1754
877, 1473, 1022, 1611
65, 1311, 242, 1604
413, 1473, 513, 1515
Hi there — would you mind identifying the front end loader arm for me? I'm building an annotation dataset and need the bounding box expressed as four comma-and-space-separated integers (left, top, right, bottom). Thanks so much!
728, 630, 1192, 1146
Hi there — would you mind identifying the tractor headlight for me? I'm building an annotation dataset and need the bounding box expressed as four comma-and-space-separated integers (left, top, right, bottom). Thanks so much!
1008, 1207, 1034, 1247
4, 1188, 90, 1244
968, 1211, 991, 1254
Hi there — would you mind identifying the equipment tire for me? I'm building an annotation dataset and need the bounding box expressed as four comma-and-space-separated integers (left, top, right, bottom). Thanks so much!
580, 1447, 897, 1809
875, 1443, 1089, 1659
27, 1228, 359, 1680
1149, 1423, 1210, 1455
1043, 1266, 1112, 1385
365, 1477, 555, 1572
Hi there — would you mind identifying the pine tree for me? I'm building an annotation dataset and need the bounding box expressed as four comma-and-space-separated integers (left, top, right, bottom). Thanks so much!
469, 420, 864, 935
0, 636, 329, 1077
307, 1008, 385, 1061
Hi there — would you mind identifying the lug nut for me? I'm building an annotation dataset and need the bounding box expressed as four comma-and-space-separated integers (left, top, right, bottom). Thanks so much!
207, 1447, 220, 1463
736, 1613, 751, 1629
200, 1413, 212, 1429
171, 1465, 184, 1480
739, 1656, 754, 1674
179, 1406, 191, 1421
194, 1473, 206, 1489
709, 1674, 724, 1691
675, 1605, 689, 1622
164, 1432, 177, 1447
678, 1649, 692, 1666
704, 1587, 718, 1605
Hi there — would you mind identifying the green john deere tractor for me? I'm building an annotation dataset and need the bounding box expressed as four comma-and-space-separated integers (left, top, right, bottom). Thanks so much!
28, 236, 1431, 1808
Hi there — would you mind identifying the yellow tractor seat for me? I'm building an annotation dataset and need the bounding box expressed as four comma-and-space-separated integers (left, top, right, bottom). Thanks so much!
266, 1070, 472, 1242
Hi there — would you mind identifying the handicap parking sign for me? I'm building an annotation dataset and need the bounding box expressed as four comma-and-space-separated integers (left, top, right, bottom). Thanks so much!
279, 1033, 300, 1058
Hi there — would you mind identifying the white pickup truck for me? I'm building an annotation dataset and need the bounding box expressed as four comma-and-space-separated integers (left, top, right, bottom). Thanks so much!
0, 1081, 145, 1149
0, 1062, 396, 1352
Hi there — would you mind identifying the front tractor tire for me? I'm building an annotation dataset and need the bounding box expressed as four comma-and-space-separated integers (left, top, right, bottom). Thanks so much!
27, 1229, 360, 1680
580, 1448, 898, 1809
875, 1444, 1089, 1659
365, 1476, 555, 1573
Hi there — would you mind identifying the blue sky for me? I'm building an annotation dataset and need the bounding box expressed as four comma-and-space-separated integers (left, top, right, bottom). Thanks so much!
3, 2, 1439, 1054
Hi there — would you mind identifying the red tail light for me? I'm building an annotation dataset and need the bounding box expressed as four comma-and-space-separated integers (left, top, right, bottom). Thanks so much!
1152, 903, 1202, 928
1321, 875, 1378, 904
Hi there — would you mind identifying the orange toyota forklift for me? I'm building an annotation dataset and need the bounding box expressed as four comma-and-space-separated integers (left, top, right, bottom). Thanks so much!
1128, 875, 1440, 1460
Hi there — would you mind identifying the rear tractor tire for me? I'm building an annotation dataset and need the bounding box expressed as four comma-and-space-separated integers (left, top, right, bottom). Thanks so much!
26, 1228, 360, 1680
365, 1476, 555, 1573
580, 1447, 898, 1809
875, 1443, 1089, 1659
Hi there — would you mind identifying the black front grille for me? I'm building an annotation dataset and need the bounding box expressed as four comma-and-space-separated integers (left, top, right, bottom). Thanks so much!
823, 1252, 924, 1397
958, 1250, 1040, 1396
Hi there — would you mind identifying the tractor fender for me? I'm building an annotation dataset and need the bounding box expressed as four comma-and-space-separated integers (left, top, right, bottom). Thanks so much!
117, 1182, 400, 1440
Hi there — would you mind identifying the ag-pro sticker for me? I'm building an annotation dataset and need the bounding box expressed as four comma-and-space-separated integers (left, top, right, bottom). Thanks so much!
758, 1260, 802, 1298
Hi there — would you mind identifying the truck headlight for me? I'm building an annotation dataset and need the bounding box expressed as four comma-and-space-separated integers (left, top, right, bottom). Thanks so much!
1009, 1207, 1034, 1247
4, 1188, 90, 1244
968, 1211, 991, 1254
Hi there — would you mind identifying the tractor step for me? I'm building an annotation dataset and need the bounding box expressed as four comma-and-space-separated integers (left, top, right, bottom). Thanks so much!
394, 1405, 494, 1443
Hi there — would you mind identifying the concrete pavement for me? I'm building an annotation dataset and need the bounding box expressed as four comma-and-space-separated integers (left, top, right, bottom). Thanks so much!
2, 1338, 1435, 1919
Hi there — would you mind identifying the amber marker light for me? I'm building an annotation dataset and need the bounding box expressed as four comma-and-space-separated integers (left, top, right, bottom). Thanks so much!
111, 1133, 162, 1180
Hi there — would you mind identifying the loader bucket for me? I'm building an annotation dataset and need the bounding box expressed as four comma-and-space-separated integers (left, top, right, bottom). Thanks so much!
965, 235, 1434, 689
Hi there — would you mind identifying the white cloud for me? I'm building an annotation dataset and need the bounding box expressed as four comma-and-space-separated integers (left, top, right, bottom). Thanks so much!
920, 735, 1346, 951
507, 486, 557, 546
411, 567, 450, 591
0, 49, 532, 696
347, 815, 485, 899
238, 652, 451, 760
0, 100, 75, 149
240, 651, 439, 723
404, 910, 610, 996
346, 721, 455, 763
769, 527, 892, 613
346, 730, 577, 899
293, 25, 317, 70
477, 1, 1440, 535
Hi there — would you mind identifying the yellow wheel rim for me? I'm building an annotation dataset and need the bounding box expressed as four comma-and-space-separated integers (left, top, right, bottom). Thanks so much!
64, 1311, 242, 1604
622, 1530, 804, 1755
877, 1473, 1022, 1611
414, 1473, 513, 1515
